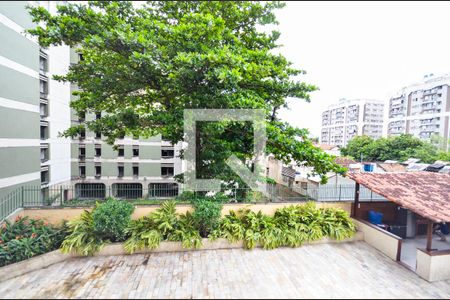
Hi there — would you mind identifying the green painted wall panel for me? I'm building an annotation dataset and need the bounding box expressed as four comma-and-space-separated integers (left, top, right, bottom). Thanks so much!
0, 65, 39, 105
0, 147, 40, 179
124, 145, 132, 159
85, 161, 94, 177
71, 162, 78, 177
140, 145, 161, 159
0, 24, 39, 71
0, 179, 41, 203
71, 143, 78, 158
102, 144, 116, 159
85, 144, 94, 158
124, 163, 132, 177
102, 162, 117, 177
0, 107, 39, 139
140, 163, 161, 177
0, 2, 35, 30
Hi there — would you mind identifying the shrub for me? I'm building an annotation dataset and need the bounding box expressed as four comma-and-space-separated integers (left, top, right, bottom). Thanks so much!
191, 197, 223, 237
92, 198, 134, 241
124, 201, 202, 254
211, 203, 356, 250
61, 209, 108, 256
0, 216, 68, 267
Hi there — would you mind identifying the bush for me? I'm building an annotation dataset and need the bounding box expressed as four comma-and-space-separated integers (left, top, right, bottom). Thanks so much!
191, 197, 223, 237
61, 209, 107, 256
210, 202, 356, 250
92, 198, 134, 241
0, 216, 68, 267
124, 200, 202, 253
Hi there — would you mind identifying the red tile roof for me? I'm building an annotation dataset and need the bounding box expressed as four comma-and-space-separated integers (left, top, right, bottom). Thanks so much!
334, 157, 357, 168
348, 172, 450, 222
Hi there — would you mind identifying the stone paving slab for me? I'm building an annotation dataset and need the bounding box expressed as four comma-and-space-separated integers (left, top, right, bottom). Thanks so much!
0, 242, 449, 299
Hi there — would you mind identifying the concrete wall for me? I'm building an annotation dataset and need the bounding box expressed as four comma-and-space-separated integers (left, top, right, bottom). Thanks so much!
18, 202, 352, 225
416, 249, 450, 282
353, 219, 401, 261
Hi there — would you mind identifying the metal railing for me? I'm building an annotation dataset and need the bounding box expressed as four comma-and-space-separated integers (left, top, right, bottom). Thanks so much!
0, 183, 387, 222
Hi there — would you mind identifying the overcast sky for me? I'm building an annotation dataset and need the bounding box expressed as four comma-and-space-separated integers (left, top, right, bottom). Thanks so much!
273, 1, 450, 137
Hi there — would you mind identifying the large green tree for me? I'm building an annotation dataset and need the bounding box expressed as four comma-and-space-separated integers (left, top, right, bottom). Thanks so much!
341, 134, 449, 163
28, 1, 344, 186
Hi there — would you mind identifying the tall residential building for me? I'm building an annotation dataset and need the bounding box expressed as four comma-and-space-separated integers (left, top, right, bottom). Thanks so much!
69, 49, 182, 199
320, 98, 384, 147
387, 74, 450, 148
0, 1, 72, 200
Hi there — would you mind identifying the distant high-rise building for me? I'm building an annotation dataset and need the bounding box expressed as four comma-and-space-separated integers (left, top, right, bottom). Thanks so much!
387, 74, 450, 149
320, 98, 384, 147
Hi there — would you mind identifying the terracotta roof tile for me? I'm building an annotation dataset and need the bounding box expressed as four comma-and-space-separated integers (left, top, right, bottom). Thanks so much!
348, 172, 450, 222
334, 157, 357, 167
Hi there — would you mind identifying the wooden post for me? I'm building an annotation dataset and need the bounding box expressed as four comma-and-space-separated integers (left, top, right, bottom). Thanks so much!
426, 219, 433, 252
353, 182, 360, 218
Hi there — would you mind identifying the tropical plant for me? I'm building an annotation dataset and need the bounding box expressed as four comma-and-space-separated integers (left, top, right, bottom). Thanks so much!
0, 216, 68, 267
211, 203, 356, 250
61, 209, 108, 256
124, 201, 202, 254
92, 198, 134, 242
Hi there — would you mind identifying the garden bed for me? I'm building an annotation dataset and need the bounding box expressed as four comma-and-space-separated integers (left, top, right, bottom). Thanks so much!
0, 233, 363, 283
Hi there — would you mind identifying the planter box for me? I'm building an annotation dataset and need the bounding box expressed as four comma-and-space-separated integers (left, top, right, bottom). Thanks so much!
0, 233, 363, 283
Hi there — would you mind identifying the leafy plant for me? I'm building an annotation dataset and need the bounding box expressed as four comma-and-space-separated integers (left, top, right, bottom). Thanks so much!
124, 201, 202, 254
0, 216, 68, 267
92, 198, 134, 242
211, 203, 356, 250
61, 209, 108, 256
191, 197, 223, 237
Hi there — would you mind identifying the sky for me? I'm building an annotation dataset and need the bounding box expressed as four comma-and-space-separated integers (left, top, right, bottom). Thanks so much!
273, 1, 450, 137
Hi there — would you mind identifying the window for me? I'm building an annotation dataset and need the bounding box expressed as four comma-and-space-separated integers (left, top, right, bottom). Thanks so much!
40, 148, 49, 162
118, 165, 124, 177
132, 146, 139, 157
95, 166, 101, 178
95, 131, 101, 139
40, 103, 48, 117
161, 166, 174, 177
40, 126, 48, 140
79, 166, 86, 178
39, 80, 48, 98
78, 53, 84, 61
39, 56, 48, 73
95, 145, 101, 157
79, 147, 86, 159
96, 112, 101, 119
133, 165, 139, 177
41, 170, 49, 184
161, 149, 174, 158
118, 146, 124, 157
79, 129, 86, 140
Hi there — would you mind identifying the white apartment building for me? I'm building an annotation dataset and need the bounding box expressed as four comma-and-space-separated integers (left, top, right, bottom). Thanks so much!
320, 98, 384, 147
387, 74, 450, 148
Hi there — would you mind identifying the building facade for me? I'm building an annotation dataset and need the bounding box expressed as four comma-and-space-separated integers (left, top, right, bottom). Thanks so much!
69, 49, 182, 199
387, 74, 450, 148
320, 98, 384, 147
0, 1, 72, 200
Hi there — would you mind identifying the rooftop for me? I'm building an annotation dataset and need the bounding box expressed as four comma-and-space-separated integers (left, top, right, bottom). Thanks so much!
348, 172, 450, 222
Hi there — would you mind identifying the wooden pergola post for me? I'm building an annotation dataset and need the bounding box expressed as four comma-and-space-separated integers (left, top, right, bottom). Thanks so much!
353, 182, 360, 218
426, 219, 433, 252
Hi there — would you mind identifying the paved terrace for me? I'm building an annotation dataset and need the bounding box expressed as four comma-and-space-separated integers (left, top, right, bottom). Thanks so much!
0, 242, 449, 299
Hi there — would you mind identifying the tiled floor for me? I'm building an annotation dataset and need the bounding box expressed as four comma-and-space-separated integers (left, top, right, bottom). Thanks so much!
401, 234, 450, 268
0, 242, 449, 299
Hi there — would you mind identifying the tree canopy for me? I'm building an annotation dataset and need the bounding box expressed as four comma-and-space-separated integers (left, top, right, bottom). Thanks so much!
27, 1, 344, 186
341, 134, 450, 163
